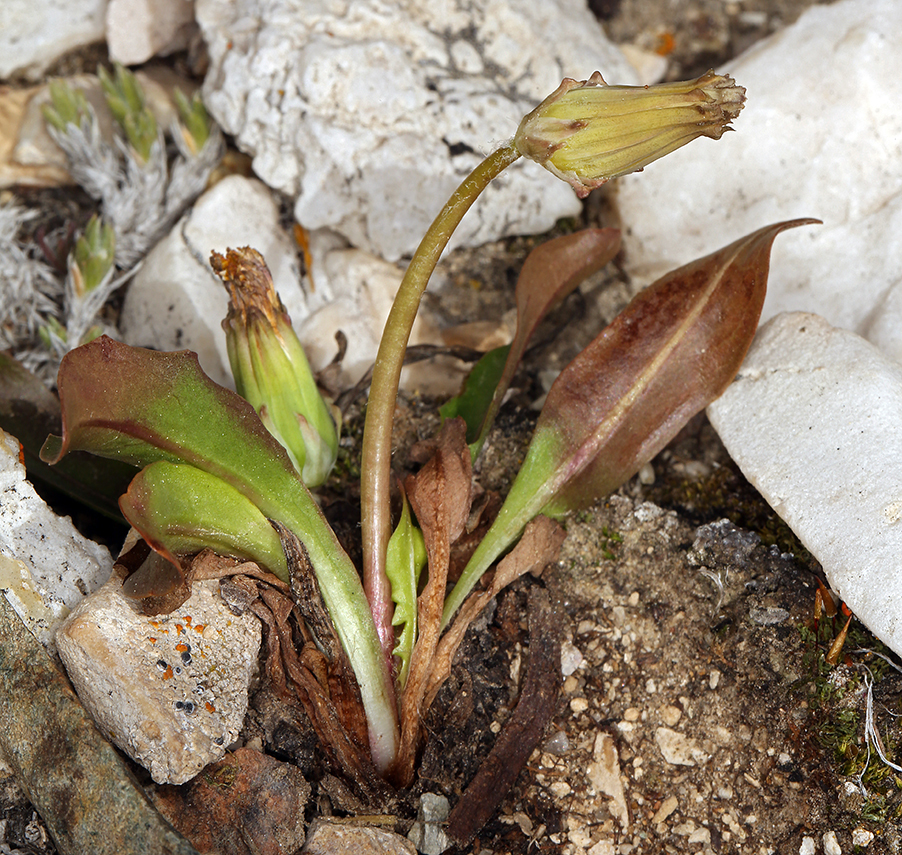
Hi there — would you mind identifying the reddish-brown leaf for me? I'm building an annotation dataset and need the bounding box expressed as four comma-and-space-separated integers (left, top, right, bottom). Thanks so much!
443, 218, 818, 625
536, 219, 819, 515
470, 228, 621, 452
391, 418, 472, 786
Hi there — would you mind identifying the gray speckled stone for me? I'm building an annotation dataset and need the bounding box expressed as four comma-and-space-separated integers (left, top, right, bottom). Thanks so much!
57, 575, 261, 784
305, 819, 417, 855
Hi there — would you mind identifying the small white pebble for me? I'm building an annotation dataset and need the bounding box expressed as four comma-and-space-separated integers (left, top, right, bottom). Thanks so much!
568, 826, 592, 848
822, 830, 841, 855
709, 669, 721, 689
628, 591, 640, 607
651, 795, 679, 824
544, 730, 570, 756
645, 678, 657, 694
852, 827, 874, 847
549, 781, 572, 798
660, 704, 682, 726
560, 641, 584, 676
638, 461, 655, 484
570, 697, 589, 713
622, 707, 641, 722
688, 827, 711, 845
800, 836, 816, 855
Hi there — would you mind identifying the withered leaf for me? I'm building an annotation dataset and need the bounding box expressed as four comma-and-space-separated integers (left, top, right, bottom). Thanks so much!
392, 418, 473, 787
531, 218, 819, 516
444, 219, 818, 625
444, 228, 621, 455
424, 515, 565, 712
447, 587, 561, 845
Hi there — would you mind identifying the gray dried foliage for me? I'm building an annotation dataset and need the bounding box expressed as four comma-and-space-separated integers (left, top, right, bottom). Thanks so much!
0, 204, 61, 353
3, 104, 223, 381
47, 113, 223, 269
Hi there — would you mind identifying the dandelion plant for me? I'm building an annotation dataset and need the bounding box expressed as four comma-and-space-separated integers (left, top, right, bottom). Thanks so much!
39, 68, 818, 782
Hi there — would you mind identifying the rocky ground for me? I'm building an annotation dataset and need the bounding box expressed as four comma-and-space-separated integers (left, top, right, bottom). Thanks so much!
7, 0, 902, 854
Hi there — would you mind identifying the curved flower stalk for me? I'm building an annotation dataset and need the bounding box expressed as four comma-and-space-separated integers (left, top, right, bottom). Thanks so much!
361, 70, 745, 660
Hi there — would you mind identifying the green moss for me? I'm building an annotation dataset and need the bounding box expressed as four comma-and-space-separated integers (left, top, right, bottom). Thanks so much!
600, 525, 623, 561
795, 616, 902, 823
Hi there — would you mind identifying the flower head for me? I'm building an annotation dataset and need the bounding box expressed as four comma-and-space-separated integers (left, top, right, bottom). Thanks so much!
212, 247, 340, 487
514, 70, 745, 197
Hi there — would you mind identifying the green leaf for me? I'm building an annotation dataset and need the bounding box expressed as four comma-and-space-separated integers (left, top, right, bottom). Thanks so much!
469, 228, 621, 456
438, 345, 510, 444
0, 351, 134, 522
41, 336, 399, 771
119, 461, 289, 580
385, 489, 427, 689
443, 219, 818, 626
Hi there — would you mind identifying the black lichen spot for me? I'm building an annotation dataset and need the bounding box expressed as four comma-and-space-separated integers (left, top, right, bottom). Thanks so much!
444, 139, 475, 157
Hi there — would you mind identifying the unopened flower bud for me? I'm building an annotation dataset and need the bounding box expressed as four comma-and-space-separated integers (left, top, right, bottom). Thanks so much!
212, 247, 340, 487
514, 70, 745, 197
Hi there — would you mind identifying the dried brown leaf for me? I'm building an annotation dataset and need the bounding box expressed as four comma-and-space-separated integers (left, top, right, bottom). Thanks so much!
392, 418, 473, 786
424, 515, 565, 712
447, 587, 562, 844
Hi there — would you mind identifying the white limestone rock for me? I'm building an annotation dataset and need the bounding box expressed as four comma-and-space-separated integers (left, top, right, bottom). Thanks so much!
0, 0, 107, 81
195, 0, 637, 262
107, 0, 197, 66
0, 428, 112, 649
297, 237, 438, 387
57, 575, 261, 785
615, 0, 902, 357
707, 313, 902, 658
654, 726, 709, 767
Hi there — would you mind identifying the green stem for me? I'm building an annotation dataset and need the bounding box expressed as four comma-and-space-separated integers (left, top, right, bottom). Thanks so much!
440, 457, 551, 629
360, 144, 522, 659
